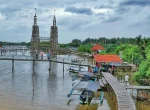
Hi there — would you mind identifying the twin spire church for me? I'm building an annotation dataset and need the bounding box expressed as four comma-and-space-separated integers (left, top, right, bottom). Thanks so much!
31, 9, 58, 56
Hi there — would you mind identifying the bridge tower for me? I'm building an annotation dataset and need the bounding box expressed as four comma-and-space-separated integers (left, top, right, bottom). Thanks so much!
31, 8, 40, 57
50, 14, 58, 55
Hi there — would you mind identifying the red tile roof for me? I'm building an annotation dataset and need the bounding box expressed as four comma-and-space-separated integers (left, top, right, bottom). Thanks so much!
93, 54, 123, 63
91, 44, 105, 51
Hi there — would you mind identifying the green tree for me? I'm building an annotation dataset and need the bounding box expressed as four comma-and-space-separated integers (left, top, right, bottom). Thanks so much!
70, 39, 81, 47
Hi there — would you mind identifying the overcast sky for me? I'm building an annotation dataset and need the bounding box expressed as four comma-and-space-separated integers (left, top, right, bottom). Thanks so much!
0, 0, 150, 43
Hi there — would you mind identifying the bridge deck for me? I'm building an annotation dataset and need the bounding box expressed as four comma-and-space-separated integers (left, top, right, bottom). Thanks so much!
102, 72, 135, 110
0, 56, 90, 67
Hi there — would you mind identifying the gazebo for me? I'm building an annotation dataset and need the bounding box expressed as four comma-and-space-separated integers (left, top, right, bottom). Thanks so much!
91, 44, 105, 54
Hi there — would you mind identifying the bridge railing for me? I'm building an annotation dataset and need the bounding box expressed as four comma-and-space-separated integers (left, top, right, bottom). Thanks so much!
0, 55, 91, 66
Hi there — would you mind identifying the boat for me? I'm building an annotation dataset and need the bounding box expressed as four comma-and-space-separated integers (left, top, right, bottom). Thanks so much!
79, 89, 93, 105
67, 66, 87, 73
67, 79, 101, 105
71, 71, 98, 81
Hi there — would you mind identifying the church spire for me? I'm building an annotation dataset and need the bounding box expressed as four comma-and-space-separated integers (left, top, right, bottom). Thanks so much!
34, 8, 37, 25
53, 10, 56, 26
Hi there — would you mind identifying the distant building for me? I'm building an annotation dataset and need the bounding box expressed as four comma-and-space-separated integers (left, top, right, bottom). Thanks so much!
31, 9, 40, 56
50, 15, 58, 55
91, 44, 105, 54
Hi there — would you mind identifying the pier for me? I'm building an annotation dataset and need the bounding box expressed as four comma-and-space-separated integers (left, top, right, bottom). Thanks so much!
101, 72, 136, 110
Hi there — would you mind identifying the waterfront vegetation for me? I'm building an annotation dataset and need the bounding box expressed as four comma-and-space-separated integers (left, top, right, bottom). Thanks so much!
0, 35, 150, 85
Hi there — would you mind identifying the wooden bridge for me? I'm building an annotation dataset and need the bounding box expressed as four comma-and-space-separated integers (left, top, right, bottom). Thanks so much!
101, 72, 136, 110
0, 55, 90, 66
0, 55, 92, 72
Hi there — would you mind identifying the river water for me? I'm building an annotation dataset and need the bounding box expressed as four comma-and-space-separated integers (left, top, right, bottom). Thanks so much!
0, 54, 111, 110
0, 54, 149, 110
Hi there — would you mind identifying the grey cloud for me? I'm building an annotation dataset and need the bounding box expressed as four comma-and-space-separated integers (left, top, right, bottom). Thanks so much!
114, 7, 129, 14
104, 16, 122, 23
57, 15, 91, 30
65, 6, 93, 15
147, 14, 150, 19
0, 0, 150, 43
120, 0, 150, 7
95, 5, 114, 9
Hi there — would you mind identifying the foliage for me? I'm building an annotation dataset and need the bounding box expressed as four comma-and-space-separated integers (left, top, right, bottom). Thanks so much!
134, 45, 150, 85
40, 42, 50, 47
59, 43, 70, 48
134, 60, 150, 84
104, 44, 117, 53
77, 44, 92, 53
70, 39, 81, 47
0, 41, 28, 46
99, 50, 108, 54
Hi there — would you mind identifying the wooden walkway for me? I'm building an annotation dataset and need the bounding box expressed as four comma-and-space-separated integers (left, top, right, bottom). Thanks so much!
102, 72, 136, 110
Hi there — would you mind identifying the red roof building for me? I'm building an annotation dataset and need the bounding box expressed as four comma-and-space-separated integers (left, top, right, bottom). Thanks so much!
91, 44, 105, 51
93, 54, 123, 63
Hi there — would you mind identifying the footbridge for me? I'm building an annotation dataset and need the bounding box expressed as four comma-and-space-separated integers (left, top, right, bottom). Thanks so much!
101, 72, 136, 110
0, 55, 93, 72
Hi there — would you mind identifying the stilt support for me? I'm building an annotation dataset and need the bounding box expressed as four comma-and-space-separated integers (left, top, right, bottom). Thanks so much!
12, 59, 14, 72
63, 59, 64, 74
49, 59, 51, 71
33, 60, 35, 70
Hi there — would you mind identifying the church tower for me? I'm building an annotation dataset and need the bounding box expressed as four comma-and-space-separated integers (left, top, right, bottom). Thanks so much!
50, 14, 58, 55
31, 8, 40, 57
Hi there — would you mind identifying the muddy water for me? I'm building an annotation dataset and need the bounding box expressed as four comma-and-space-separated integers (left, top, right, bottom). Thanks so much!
0, 55, 149, 110
0, 55, 111, 110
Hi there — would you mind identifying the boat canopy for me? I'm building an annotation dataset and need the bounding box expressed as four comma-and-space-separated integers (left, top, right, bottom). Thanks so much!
73, 81, 89, 90
73, 81, 100, 92
86, 81, 100, 92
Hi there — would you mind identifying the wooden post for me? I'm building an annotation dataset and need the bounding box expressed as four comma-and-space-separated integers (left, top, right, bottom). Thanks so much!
33, 60, 35, 70
121, 75, 122, 83
1, 49, 2, 55
79, 65, 81, 71
63, 59, 64, 74
12, 59, 14, 72
79, 61, 81, 71
49, 58, 51, 71
12, 55, 14, 72
137, 89, 139, 98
